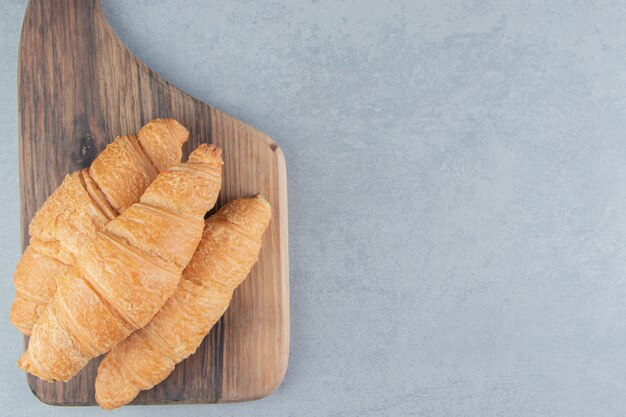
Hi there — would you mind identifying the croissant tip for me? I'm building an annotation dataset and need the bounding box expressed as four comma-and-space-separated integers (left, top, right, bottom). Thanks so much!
164, 118, 190, 144
10, 308, 32, 336
17, 353, 30, 372
140, 118, 190, 144
188, 144, 223, 164
13, 323, 31, 336
253, 194, 270, 205
95, 394, 118, 410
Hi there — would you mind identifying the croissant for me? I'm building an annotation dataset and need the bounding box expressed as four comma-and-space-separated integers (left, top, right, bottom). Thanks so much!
11, 119, 188, 335
17, 144, 223, 382
95, 196, 271, 409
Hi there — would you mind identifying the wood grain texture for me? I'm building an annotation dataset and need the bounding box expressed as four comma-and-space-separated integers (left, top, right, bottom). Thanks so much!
18, 0, 289, 406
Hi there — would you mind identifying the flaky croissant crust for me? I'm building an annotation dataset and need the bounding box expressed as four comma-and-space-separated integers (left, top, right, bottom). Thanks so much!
11, 119, 189, 335
18, 144, 223, 382
96, 196, 271, 409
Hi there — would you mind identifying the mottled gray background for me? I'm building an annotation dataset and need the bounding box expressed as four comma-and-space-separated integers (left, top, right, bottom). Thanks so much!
2, 0, 626, 416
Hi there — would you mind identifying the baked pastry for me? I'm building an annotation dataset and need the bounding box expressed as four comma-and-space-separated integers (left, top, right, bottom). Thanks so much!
11, 119, 188, 335
95, 196, 271, 409
17, 144, 223, 381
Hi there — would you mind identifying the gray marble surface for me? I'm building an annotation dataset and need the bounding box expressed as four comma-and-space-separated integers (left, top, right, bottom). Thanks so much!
2, 0, 626, 415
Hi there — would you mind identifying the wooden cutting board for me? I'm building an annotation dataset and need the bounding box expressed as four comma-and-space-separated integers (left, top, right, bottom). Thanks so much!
18, 0, 289, 406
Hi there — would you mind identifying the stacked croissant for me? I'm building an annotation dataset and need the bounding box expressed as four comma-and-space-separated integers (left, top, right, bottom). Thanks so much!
10, 119, 271, 409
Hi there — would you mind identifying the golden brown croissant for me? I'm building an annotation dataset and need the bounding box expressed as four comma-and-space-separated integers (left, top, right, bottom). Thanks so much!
17, 144, 223, 382
11, 119, 188, 335
95, 196, 271, 409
